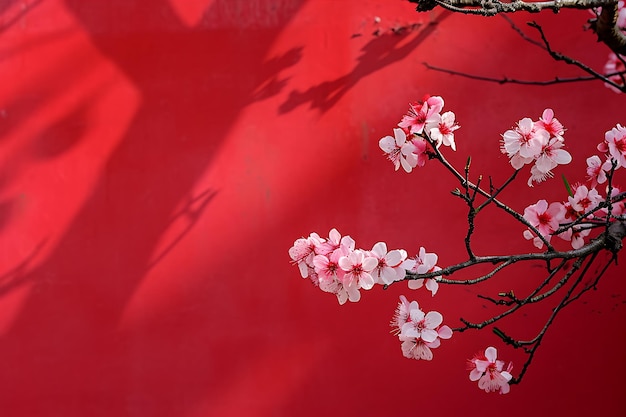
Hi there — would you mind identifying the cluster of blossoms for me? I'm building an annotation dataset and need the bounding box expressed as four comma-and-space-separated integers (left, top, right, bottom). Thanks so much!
390, 296, 452, 360
597, 2, 626, 93
522, 124, 626, 249
379, 95, 459, 172
288, 228, 442, 305
468, 347, 513, 394
291, 95, 624, 394
501, 108, 571, 186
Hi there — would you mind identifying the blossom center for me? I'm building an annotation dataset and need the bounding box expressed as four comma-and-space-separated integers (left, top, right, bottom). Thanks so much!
578, 197, 591, 209
537, 212, 551, 225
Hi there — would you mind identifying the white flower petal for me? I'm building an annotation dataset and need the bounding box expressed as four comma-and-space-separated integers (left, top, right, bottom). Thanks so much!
371, 241, 387, 258
393, 128, 407, 147
424, 311, 443, 328
379, 136, 396, 153
408, 279, 423, 290
485, 346, 497, 363
420, 329, 438, 343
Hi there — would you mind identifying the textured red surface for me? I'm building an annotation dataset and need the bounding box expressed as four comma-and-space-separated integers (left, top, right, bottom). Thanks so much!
0, 0, 624, 416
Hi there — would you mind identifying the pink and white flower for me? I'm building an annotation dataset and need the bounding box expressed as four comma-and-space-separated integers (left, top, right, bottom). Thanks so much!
400, 307, 443, 343
338, 249, 377, 292
527, 163, 554, 187
526, 137, 571, 186
379, 128, 418, 173
314, 249, 350, 304
534, 137, 572, 174
501, 117, 549, 168
586, 155, 611, 187
399, 336, 439, 360
392, 296, 452, 361
407, 247, 441, 296
289, 232, 324, 278
468, 347, 513, 394
535, 108, 565, 141
568, 184, 603, 214
427, 111, 460, 150
411, 137, 430, 167
391, 295, 418, 333
369, 242, 409, 285
558, 225, 593, 249
399, 322, 452, 361
522, 199, 566, 249
398, 96, 444, 135
598, 124, 626, 168
316, 228, 355, 256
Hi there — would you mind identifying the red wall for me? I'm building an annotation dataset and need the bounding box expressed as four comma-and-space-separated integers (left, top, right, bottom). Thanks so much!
0, 0, 624, 416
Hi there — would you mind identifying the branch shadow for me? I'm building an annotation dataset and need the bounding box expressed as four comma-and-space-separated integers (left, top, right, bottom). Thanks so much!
0, 0, 43, 35
0, 0, 307, 415
279, 14, 451, 114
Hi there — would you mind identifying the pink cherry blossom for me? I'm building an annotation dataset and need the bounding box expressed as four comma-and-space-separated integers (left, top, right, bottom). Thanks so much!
398, 96, 444, 135
526, 137, 571, 186
400, 336, 439, 360
527, 163, 554, 187
314, 248, 354, 304
427, 111, 460, 150
536, 108, 565, 141
558, 225, 593, 249
289, 232, 324, 278
379, 128, 418, 173
408, 247, 441, 296
390, 295, 419, 334
316, 228, 355, 256
468, 347, 513, 394
501, 118, 549, 167
568, 184, 602, 214
522, 200, 566, 249
400, 307, 443, 343
586, 155, 611, 187
534, 137, 572, 174
599, 124, 626, 167
369, 242, 409, 285
338, 249, 377, 292
393, 296, 452, 361
411, 137, 430, 167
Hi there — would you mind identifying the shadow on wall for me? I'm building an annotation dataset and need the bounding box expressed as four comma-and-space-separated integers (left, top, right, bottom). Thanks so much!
0, 0, 44, 35
279, 12, 451, 114
0, 0, 306, 415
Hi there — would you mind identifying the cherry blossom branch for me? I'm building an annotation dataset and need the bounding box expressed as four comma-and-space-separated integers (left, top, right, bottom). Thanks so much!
423, 61, 619, 86
412, 2, 626, 93
456, 255, 584, 332
409, 0, 611, 14
592, 1, 626, 55
476, 171, 518, 213
290, 95, 625, 394
527, 21, 626, 92
554, 189, 626, 235
427, 132, 556, 250
561, 252, 615, 307
404, 218, 626, 283
453, 156, 482, 259
508, 252, 614, 384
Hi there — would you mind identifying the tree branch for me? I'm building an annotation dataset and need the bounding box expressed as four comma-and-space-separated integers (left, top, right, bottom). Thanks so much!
410, 0, 615, 14
409, 0, 626, 62
592, 1, 626, 55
